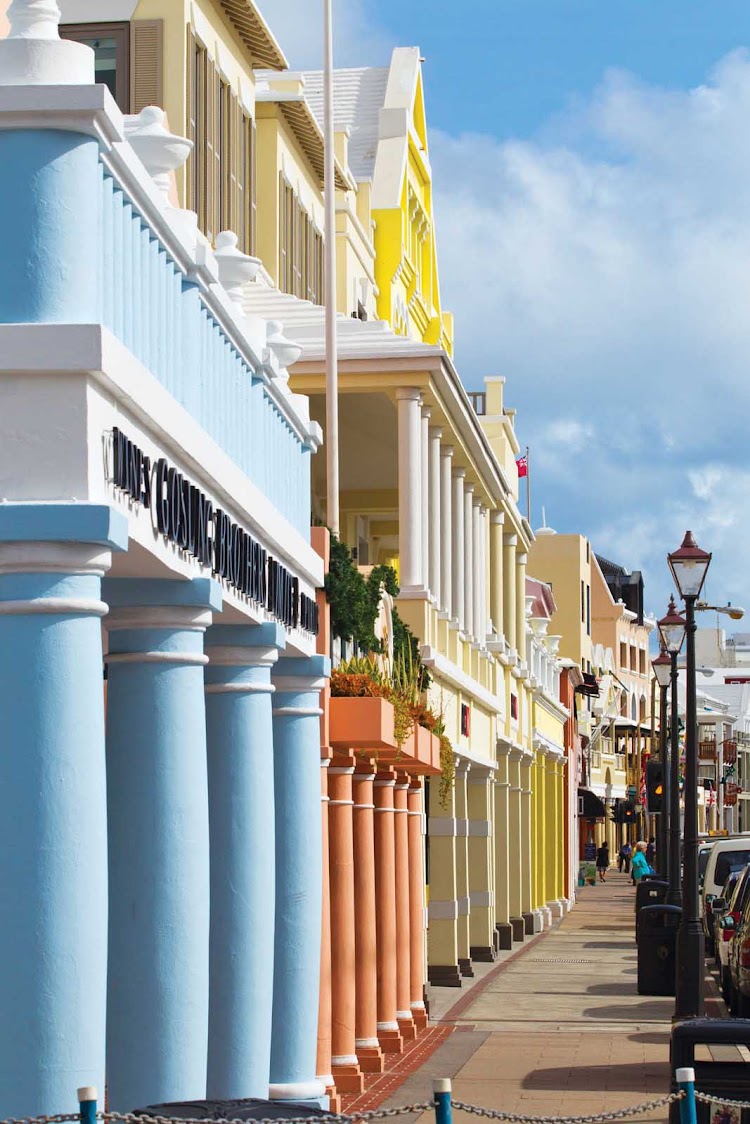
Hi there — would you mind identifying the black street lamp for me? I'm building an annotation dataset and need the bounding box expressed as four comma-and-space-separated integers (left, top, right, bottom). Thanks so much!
658, 597, 686, 910
669, 531, 712, 1020
652, 645, 672, 881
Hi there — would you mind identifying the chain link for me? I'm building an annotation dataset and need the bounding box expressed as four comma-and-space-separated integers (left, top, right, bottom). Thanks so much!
0, 1115, 82, 1124
694, 1091, 750, 1110
449, 1093, 685, 1124
100, 1106, 433, 1124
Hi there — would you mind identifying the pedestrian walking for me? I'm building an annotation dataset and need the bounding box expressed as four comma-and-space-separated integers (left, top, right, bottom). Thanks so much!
631, 841, 650, 884
618, 841, 632, 873
595, 841, 609, 882
645, 837, 656, 869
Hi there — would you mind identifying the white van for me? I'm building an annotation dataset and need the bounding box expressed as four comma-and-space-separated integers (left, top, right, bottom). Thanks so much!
702, 837, 750, 955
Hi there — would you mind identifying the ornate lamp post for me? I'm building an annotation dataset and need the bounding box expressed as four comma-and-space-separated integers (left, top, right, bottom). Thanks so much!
652, 645, 672, 881
668, 532, 712, 1019
658, 598, 686, 909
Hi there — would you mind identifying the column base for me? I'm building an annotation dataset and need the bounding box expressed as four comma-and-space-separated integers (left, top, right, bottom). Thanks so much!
495, 922, 513, 950
356, 1044, 385, 1073
376, 1026, 404, 1054
317, 1078, 340, 1114
427, 963, 463, 987
470, 945, 496, 962
522, 912, 535, 935
458, 957, 475, 977
510, 917, 525, 942
331, 1061, 365, 1094
411, 1002, 429, 1031
397, 1013, 418, 1041
549, 900, 565, 920
269, 1080, 328, 1106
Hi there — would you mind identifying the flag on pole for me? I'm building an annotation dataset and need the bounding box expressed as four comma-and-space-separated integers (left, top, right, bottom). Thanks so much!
516, 454, 528, 478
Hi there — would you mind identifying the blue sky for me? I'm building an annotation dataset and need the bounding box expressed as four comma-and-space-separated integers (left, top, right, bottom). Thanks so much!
271, 0, 750, 623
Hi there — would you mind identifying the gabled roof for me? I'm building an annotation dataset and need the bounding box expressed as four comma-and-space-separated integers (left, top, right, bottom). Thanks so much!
219, 0, 288, 70
303, 66, 390, 181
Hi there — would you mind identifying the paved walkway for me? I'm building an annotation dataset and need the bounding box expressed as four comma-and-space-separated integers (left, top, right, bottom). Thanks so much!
373, 873, 685, 1122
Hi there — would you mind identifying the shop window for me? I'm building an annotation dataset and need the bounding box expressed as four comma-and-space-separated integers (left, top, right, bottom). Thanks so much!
187, 31, 256, 254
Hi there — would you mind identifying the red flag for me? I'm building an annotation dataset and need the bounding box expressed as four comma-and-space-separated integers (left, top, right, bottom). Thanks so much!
516, 454, 528, 478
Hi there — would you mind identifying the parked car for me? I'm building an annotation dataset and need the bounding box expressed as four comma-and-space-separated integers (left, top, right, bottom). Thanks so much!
725, 879, 750, 1015
713, 865, 750, 1001
701, 837, 750, 956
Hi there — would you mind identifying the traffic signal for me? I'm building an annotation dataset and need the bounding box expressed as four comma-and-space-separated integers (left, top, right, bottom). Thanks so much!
646, 760, 663, 814
612, 799, 636, 824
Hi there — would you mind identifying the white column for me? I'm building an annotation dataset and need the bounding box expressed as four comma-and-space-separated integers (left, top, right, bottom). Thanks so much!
473, 501, 482, 647
421, 407, 431, 592
440, 446, 454, 618
516, 552, 528, 669
429, 426, 442, 605
464, 482, 475, 640
452, 468, 465, 629
490, 512, 504, 640
396, 389, 423, 590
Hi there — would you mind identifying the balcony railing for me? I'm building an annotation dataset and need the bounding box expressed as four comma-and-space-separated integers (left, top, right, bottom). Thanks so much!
468, 391, 486, 416
724, 739, 738, 764
699, 740, 718, 761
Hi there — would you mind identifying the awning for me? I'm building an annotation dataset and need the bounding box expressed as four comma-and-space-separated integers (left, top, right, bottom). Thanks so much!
578, 787, 607, 820
576, 673, 600, 698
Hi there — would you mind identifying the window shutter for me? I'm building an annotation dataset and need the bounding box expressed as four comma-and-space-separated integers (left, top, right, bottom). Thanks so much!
130, 19, 163, 114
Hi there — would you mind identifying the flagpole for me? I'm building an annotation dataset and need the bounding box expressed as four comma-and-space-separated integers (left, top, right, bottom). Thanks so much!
323, 0, 339, 536
525, 444, 531, 526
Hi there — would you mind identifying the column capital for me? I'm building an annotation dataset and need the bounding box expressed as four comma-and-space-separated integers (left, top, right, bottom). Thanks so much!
395, 387, 422, 403
503, 533, 518, 547
103, 577, 222, 638
516, 552, 528, 566
464, 481, 475, 495
453, 465, 466, 479
429, 426, 443, 440
421, 405, 432, 420
441, 444, 455, 459
491, 511, 505, 525
272, 653, 330, 693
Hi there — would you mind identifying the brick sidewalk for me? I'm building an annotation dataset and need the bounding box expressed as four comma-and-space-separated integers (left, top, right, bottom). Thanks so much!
370, 873, 688, 1123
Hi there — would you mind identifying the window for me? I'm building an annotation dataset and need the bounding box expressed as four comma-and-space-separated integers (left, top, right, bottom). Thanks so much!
581, 580, 585, 624
61, 22, 130, 111
187, 32, 256, 254
639, 649, 646, 675
510, 694, 518, 721
279, 174, 323, 304
620, 642, 627, 669
586, 584, 591, 636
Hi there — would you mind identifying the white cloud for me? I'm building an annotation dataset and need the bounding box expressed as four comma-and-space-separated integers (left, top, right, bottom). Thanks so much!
430, 51, 750, 617
257, 0, 394, 69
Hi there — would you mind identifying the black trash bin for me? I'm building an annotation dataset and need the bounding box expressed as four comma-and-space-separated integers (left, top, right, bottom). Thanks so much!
637, 903, 681, 995
635, 878, 668, 917
670, 1017, 750, 1123
134, 1102, 338, 1122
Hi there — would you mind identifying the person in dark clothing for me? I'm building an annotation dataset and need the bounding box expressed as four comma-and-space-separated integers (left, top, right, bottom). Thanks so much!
645, 837, 655, 869
618, 841, 632, 873
596, 841, 610, 882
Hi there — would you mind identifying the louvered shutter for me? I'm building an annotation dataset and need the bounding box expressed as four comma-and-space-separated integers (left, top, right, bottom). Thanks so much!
130, 19, 163, 114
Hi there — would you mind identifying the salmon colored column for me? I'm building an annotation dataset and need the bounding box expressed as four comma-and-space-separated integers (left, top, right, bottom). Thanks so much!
394, 775, 416, 1042
407, 777, 428, 1031
312, 527, 339, 1113
353, 764, 384, 1073
328, 754, 364, 1094
374, 768, 403, 1054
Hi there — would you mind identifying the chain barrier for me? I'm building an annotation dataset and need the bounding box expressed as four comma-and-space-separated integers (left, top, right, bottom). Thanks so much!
0, 1116, 83, 1124
694, 1090, 750, 1110
449, 1093, 684, 1124
100, 1107, 434, 1124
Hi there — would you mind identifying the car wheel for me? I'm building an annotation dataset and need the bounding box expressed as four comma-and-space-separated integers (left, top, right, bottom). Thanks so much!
736, 990, 750, 1019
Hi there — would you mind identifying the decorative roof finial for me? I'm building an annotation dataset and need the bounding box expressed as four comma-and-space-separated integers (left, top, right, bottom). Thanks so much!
0, 0, 94, 84
7, 0, 61, 39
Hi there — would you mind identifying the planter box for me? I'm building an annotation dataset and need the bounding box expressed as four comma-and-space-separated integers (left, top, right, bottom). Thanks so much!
329, 696, 397, 750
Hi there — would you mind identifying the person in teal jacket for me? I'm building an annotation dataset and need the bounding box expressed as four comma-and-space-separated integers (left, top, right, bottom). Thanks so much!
631, 841, 650, 883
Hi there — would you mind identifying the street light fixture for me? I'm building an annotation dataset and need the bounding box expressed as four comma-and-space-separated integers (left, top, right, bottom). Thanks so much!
669, 531, 711, 1020
695, 602, 745, 621
652, 646, 672, 883
658, 599, 685, 911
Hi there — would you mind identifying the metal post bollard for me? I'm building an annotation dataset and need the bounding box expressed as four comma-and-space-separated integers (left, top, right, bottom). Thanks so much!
676, 1067, 697, 1124
433, 1078, 452, 1124
78, 1086, 98, 1124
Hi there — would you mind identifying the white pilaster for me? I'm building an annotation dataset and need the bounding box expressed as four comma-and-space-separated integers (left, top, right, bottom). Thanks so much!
421, 407, 431, 593
429, 427, 442, 606
452, 468, 465, 629
472, 501, 482, 647
396, 389, 423, 591
463, 482, 475, 641
490, 512, 504, 641
440, 446, 454, 618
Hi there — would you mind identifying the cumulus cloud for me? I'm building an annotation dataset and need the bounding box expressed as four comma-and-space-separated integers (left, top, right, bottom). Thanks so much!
430, 51, 750, 617
258, 0, 394, 69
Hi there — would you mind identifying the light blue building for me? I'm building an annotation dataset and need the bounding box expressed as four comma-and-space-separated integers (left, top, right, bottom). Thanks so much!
0, 3, 328, 1115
